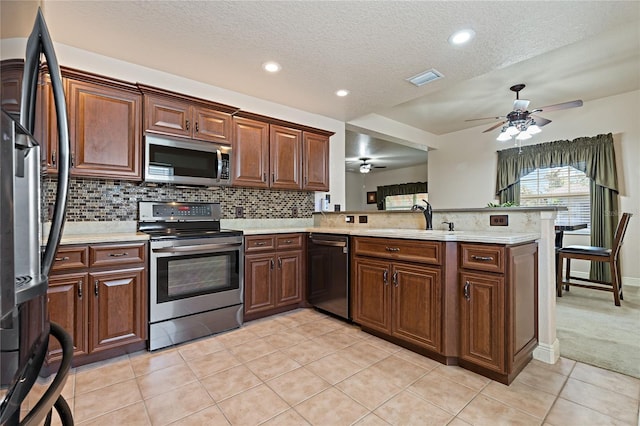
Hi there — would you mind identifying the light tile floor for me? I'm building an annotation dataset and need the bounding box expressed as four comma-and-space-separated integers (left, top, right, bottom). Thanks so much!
16, 308, 640, 425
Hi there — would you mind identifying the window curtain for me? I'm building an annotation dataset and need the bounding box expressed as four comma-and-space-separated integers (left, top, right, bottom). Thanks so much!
376, 182, 428, 210
495, 133, 619, 281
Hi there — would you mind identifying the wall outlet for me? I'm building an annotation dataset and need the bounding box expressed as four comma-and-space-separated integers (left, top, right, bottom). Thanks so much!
358, 215, 368, 224
346, 215, 354, 223
490, 214, 509, 226
235, 206, 244, 218
292, 207, 298, 217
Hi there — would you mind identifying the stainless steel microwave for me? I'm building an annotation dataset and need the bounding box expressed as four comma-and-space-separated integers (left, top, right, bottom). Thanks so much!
144, 135, 232, 186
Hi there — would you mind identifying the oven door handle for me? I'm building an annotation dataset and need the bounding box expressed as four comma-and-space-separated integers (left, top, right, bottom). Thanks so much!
152, 242, 242, 254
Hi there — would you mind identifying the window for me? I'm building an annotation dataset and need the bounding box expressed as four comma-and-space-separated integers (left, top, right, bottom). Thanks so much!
520, 165, 590, 229
385, 193, 428, 211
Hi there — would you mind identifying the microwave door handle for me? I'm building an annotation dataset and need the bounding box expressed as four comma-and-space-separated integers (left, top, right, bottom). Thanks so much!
216, 149, 222, 182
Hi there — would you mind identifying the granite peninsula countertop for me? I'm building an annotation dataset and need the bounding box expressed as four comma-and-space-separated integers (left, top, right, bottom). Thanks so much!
50, 221, 539, 246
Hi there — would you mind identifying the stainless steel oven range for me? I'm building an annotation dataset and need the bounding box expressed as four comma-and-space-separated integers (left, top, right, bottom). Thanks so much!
138, 201, 243, 351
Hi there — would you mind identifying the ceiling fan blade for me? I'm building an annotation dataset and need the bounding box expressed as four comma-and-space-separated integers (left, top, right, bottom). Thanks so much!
465, 116, 504, 122
373, 165, 387, 168
533, 100, 583, 113
482, 120, 507, 133
530, 115, 551, 126
513, 99, 530, 111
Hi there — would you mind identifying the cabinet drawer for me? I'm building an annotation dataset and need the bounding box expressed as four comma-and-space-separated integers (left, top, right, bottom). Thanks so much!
460, 244, 504, 273
353, 237, 441, 265
89, 243, 146, 268
275, 234, 303, 250
51, 246, 89, 272
245, 235, 276, 252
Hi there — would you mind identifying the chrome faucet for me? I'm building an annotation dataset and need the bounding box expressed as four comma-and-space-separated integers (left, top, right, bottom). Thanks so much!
411, 199, 433, 230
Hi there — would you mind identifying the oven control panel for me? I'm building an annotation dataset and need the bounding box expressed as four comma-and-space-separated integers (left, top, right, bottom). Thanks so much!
139, 201, 221, 221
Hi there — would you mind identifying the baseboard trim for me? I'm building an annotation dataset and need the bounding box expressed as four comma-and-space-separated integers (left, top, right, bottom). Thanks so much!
533, 339, 560, 364
569, 271, 640, 287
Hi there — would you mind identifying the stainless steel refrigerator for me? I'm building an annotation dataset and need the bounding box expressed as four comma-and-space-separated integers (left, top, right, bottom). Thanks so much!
0, 8, 72, 425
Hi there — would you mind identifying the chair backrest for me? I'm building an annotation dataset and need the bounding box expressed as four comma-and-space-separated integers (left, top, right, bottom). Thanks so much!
612, 213, 632, 258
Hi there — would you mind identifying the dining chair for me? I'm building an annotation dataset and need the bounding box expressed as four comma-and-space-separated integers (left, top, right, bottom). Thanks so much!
556, 213, 632, 306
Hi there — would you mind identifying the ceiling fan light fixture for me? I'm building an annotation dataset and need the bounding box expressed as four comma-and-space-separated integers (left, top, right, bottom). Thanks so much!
496, 131, 512, 142
527, 124, 541, 134
359, 164, 371, 173
516, 131, 532, 141
505, 125, 520, 136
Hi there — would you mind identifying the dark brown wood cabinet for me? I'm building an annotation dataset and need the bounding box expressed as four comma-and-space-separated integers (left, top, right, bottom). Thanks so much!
232, 117, 302, 190
47, 242, 147, 366
232, 116, 270, 188
270, 125, 302, 190
66, 77, 142, 179
232, 114, 331, 191
139, 85, 236, 144
352, 237, 443, 354
244, 234, 305, 320
0, 59, 23, 115
458, 242, 538, 384
302, 132, 330, 191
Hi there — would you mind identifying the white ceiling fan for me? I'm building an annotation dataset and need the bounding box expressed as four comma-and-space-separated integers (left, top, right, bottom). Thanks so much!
353, 158, 387, 174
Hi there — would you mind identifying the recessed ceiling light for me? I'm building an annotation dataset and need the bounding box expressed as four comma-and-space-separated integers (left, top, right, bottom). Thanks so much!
448, 29, 475, 46
262, 61, 281, 73
336, 89, 350, 97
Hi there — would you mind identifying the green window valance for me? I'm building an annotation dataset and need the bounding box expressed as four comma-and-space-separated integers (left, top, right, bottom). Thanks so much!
495, 133, 619, 281
376, 182, 428, 210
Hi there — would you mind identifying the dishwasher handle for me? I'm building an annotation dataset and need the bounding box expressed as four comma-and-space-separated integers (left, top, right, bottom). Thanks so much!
310, 238, 347, 248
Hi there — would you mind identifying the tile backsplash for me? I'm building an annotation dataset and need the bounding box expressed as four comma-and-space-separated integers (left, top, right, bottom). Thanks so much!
43, 178, 315, 221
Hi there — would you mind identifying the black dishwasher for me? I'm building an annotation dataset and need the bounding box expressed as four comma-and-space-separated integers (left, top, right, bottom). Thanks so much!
307, 233, 350, 320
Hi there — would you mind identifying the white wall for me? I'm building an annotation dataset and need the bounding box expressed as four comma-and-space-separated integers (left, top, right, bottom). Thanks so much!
428, 90, 640, 283
1, 38, 347, 210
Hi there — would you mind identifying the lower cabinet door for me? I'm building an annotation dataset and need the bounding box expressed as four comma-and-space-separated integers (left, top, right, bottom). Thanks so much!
89, 267, 146, 353
47, 273, 89, 360
352, 258, 391, 334
244, 253, 277, 315
460, 271, 505, 373
276, 250, 303, 307
392, 263, 442, 352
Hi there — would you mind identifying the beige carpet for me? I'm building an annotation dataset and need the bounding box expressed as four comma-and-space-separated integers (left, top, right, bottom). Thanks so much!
556, 284, 640, 378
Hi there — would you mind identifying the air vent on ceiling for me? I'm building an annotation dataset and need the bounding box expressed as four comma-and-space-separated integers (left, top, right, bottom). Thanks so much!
406, 68, 444, 87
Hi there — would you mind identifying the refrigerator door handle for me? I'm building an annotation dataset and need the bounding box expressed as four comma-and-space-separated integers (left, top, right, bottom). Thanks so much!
22, 9, 71, 277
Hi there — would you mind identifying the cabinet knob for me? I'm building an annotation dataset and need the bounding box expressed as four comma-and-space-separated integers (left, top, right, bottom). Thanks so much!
185, 119, 190, 131
255, 241, 266, 246
195, 122, 199, 132
78, 280, 83, 298
464, 281, 470, 301
94, 280, 99, 297
392, 272, 398, 287
51, 150, 56, 167
284, 240, 292, 244
383, 269, 388, 285
263, 173, 267, 183
270, 259, 274, 270
54, 256, 70, 262
70, 153, 75, 167
385, 247, 400, 252
278, 258, 282, 268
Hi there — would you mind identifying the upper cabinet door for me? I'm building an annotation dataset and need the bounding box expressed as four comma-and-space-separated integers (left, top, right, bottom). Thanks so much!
232, 117, 270, 188
0, 60, 23, 115
68, 79, 142, 180
302, 132, 330, 191
193, 106, 232, 143
270, 125, 302, 190
144, 95, 192, 138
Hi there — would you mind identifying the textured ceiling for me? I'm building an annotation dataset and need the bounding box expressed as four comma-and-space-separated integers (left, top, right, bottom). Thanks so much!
1, 1, 638, 168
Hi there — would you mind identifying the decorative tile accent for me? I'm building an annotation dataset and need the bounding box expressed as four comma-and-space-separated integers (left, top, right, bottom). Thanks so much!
43, 177, 315, 222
